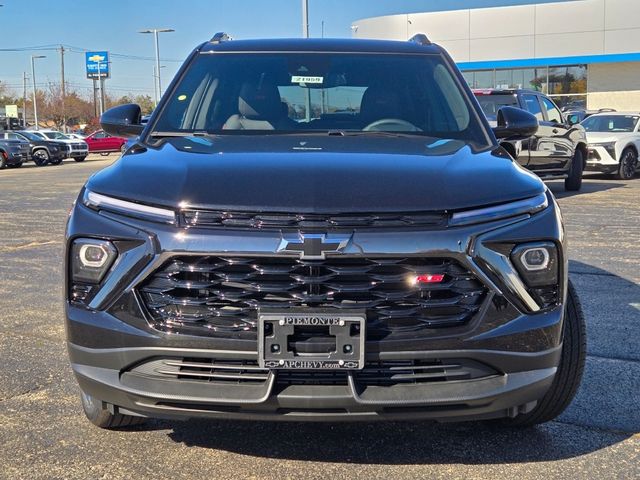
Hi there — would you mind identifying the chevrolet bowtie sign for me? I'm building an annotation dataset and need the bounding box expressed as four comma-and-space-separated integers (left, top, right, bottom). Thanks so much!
85, 51, 110, 80
277, 233, 352, 259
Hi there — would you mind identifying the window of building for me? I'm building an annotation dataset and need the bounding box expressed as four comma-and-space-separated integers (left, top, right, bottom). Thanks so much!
548, 65, 587, 95
460, 64, 587, 100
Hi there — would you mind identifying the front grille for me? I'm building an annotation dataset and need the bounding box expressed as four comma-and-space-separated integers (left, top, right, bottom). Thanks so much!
69, 143, 87, 151
128, 357, 498, 387
139, 255, 487, 339
180, 210, 447, 230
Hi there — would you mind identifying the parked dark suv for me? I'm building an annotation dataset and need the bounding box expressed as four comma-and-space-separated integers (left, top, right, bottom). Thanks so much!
5, 131, 66, 166
474, 89, 588, 191
65, 34, 586, 429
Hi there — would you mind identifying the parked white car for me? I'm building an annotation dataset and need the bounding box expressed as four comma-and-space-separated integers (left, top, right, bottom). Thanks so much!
66, 133, 86, 140
28, 130, 89, 162
582, 112, 640, 179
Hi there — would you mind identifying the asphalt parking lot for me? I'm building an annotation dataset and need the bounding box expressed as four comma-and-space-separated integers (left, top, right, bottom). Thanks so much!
0, 157, 638, 479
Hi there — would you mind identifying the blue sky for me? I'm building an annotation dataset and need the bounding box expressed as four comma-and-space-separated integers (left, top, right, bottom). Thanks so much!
0, 0, 566, 99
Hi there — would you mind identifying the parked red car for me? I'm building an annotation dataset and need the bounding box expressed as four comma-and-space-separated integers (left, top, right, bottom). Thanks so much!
84, 130, 127, 156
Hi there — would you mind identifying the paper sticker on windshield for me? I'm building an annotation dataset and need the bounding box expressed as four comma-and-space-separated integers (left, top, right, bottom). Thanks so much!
291, 75, 323, 84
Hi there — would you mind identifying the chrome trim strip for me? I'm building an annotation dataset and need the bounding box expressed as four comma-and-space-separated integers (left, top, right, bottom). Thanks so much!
473, 242, 541, 312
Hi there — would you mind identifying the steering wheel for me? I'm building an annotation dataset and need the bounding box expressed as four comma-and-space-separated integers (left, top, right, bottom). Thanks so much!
362, 118, 422, 132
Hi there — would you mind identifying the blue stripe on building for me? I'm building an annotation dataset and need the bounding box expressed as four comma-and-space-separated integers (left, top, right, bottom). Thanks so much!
457, 52, 640, 70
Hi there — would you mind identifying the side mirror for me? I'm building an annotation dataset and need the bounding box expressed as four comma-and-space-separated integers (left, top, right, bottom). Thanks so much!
566, 113, 580, 126
493, 106, 538, 139
100, 104, 144, 138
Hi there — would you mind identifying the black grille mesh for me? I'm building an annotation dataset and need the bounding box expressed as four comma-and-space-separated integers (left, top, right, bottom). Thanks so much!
128, 357, 498, 386
138, 255, 487, 339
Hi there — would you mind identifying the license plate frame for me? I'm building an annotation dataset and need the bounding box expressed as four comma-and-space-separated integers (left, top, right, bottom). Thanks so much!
258, 309, 366, 370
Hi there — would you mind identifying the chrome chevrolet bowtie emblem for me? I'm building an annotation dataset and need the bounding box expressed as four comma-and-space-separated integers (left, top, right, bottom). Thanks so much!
277, 233, 352, 259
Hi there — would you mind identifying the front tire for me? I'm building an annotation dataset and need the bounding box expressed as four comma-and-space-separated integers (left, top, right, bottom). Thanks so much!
80, 390, 145, 429
32, 149, 50, 167
616, 147, 638, 180
74, 156, 86, 162
564, 149, 584, 191
501, 280, 586, 427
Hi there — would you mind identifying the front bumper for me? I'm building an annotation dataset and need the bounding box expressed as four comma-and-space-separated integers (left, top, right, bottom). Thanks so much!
68, 340, 560, 422
586, 145, 618, 171
66, 146, 89, 158
65, 191, 567, 422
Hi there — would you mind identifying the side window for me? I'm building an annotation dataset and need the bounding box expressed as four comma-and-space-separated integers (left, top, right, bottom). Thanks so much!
6, 133, 18, 140
540, 96, 563, 123
94, 131, 107, 139
522, 94, 544, 121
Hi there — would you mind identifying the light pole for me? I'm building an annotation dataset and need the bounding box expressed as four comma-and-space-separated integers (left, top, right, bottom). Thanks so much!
302, 0, 309, 38
140, 28, 174, 105
30, 55, 46, 130
153, 64, 166, 106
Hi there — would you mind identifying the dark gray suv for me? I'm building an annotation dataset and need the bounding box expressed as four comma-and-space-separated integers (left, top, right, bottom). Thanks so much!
65, 34, 586, 429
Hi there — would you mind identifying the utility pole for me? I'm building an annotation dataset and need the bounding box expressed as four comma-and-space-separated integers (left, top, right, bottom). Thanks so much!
22, 72, 28, 128
60, 45, 66, 132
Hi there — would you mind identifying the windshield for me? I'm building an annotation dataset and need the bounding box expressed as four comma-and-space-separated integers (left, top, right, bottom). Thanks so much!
582, 115, 639, 133
151, 52, 489, 145
474, 94, 518, 121
43, 131, 69, 140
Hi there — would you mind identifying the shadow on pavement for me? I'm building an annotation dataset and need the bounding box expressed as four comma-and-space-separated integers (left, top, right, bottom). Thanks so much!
546, 175, 629, 199
139, 259, 640, 464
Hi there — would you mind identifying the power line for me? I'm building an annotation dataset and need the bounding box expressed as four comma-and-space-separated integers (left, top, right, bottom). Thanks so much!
0, 43, 183, 63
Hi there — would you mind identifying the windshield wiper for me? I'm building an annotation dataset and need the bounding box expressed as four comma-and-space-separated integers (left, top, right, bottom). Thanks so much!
149, 131, 210, 138
341, 130, 425, 138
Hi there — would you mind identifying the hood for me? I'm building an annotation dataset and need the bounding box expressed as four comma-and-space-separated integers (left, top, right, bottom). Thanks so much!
87, 135, 544, 213
586, 132, 636, 143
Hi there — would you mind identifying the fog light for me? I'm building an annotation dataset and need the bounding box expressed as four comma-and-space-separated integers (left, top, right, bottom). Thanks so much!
521, 248, 550, 271
71, 239, 117, 283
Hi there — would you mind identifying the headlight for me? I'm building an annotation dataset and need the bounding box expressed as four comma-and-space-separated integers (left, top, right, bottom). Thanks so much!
450, 192, 548, 226
83, 189, 176, 224
593, 141, 616, 158
511, 242, 558, 287
71, 238, 117, 283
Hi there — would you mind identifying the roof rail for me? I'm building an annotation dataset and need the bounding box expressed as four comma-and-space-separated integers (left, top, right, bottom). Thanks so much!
210, 32, 232, 43
408, 33, 431, 46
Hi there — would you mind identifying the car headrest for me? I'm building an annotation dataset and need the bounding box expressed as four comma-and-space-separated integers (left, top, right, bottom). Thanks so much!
360, 86, 401, 123
239, 80, 283, 120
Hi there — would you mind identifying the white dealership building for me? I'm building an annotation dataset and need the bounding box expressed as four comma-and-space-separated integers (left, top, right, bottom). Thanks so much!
352, 0, 640, 110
